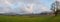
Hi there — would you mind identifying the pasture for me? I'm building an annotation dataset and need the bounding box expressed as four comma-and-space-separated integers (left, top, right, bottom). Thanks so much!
0, 15, 60, 22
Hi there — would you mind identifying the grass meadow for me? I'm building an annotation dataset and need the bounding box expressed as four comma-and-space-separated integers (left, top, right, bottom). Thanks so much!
0, 15, 60, 22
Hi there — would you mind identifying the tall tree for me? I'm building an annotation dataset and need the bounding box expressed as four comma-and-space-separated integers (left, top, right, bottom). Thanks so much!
51, 1, 60, 16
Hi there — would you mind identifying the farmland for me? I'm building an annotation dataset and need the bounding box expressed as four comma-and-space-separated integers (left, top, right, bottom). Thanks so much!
0, 15, 60, 22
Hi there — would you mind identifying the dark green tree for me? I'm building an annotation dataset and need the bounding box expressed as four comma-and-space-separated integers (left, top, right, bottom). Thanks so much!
51, 1, 60, 16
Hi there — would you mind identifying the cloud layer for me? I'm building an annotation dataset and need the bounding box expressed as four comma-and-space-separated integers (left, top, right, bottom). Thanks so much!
57, 0, 60, 2
0, 0, 51, 14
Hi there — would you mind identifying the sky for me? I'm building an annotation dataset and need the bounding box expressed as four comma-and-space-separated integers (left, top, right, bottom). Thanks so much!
0, 0, 55, 14
40, 0, 55, 9
57, 0, 60, 2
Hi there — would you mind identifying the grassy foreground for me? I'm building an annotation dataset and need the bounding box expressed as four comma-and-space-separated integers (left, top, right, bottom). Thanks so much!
0, 15, 60, 22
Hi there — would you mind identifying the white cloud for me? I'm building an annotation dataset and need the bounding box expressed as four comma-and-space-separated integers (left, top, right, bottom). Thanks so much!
0, 0, 51, 14
40, 5, 50, 11
5, 0, 12, 5
32, 3, 51, 13
24, 4, 34, 13
57, 0, 60, 2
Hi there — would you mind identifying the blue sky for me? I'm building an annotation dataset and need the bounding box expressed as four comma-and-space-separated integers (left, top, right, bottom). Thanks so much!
10, 0, 55, 9
0, 0, 55, 14
40, 0, 55, 9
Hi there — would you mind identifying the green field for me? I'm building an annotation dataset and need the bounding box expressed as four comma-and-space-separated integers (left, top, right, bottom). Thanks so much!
0, 15, 60, 22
